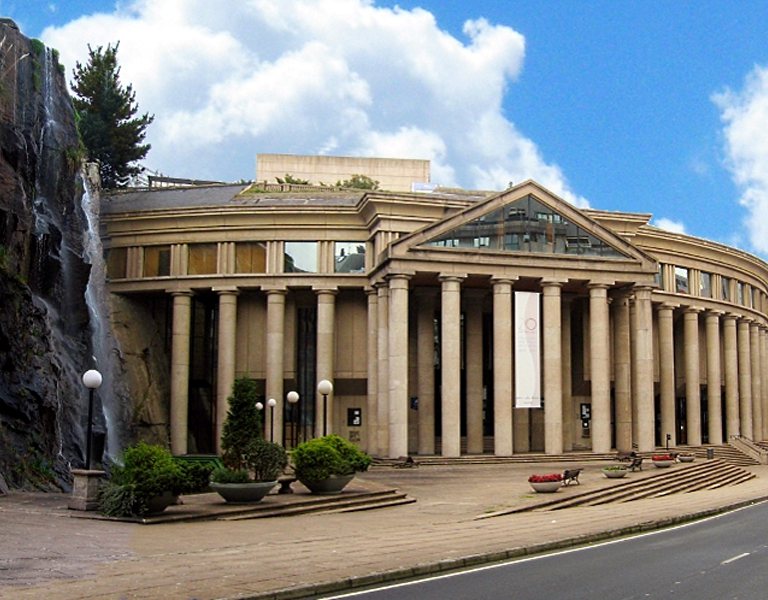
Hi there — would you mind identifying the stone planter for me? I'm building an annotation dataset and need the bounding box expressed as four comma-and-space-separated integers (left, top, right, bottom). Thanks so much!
602, 467, 628, 479
299, 473, 355, 494
529, 480, 562, 493
652, 459, 675, 468
678, 455, 695, 463
210, 480, 278, 503
145, 491, 179, 514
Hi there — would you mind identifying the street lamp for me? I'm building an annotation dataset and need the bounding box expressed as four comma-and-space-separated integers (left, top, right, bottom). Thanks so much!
267, 398, 277, 442
317, 379, 333, 436
286, 391, 299, 447
82, 369, 102, 470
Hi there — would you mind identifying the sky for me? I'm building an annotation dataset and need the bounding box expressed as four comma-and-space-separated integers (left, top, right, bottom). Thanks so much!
5, 1, 768, 257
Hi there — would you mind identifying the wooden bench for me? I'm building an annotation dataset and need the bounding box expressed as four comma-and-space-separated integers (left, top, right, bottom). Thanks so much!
628, 456, 644, 471
562, 468, 582, 486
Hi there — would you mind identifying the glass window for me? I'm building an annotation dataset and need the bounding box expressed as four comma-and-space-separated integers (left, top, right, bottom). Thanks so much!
144, 245, 170, 277
752, 287, 758, 309
721, 276, 730, 301
423, 194, 624, 258
334, 242, 366, 273
235, 242, 267, 273
106, 247, 127, 279
284, 242, 317, 273
655, 264, 664, 289
737, 282, 744, 305
674, 267, 689, 294
700, 272, 712, 298
188, 243, 217, 275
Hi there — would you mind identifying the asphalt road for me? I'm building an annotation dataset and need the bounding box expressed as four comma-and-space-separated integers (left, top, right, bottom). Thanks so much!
321, 500, 768, 600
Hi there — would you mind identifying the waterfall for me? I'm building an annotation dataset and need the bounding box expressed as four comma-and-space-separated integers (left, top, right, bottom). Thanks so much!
81, 167, 128, 462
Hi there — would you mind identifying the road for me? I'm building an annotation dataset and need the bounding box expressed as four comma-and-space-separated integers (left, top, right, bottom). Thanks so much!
320, 500, 768, 600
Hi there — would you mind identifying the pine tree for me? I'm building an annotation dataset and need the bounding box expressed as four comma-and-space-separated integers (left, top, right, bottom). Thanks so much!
71, 42, 154, 188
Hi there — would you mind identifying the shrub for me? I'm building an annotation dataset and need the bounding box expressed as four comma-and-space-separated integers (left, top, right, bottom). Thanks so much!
602, 465, 628, 471
98, 442, 189, 517
177, 461, 215, 493
210, 467, 250, 484
292, 435, 371, 482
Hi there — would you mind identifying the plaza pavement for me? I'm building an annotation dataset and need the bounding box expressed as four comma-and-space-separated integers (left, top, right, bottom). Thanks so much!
2, 460, 767, 600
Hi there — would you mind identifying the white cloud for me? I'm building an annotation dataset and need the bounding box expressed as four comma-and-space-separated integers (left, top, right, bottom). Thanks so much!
713, 65, 768, 254
42, 0, 584, 201
652, 217, 687, 234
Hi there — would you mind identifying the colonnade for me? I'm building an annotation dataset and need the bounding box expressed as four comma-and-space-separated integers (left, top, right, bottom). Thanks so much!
166, 276, 768, 458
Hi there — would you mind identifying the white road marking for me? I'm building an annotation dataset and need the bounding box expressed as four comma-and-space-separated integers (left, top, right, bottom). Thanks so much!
721, 552, 750, 565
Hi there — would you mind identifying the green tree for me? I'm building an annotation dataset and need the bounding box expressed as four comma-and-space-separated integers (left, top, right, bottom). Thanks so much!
71, 42, 154, 188
336, 174, 379, 190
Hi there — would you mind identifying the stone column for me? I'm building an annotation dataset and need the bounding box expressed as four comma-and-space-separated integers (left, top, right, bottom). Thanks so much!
613, 294, 632, 452
464, 289, 485, 454
416, 289, 437, 455
265, 289, 285, 445
376, 283, 390, 456
723, 314, 740, 438
365, 289, 378, 454
542, 281, 563, 454
561, 296, 574, 451
750, 323, 763, 441
214, 287, 239, 452
762, 327, 768, 440
439, 274, 464, 457
589, 283, 611, 453
683, 307, 702, 446
705, 310, 723, 445
170, 290, 193, 455
738, 318, 754, 438
388, 274, 411, 458
492, 278, 515, 455
657, 303, 677, 447
633, 286, 655, 452
315, 288, 337, 437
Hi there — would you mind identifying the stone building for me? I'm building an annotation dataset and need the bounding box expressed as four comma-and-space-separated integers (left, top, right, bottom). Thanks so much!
101, 170, 768, 458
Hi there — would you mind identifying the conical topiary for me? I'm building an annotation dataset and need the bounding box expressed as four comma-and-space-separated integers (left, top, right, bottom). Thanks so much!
220, 377, 263, 472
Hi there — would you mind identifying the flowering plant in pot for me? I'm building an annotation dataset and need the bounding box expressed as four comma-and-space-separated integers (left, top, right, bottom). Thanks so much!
292, 434, 372, 494
210, 377, 288, 502
601, 464, 629, 478
651, 453, 675, 468
528, 473, 563, 493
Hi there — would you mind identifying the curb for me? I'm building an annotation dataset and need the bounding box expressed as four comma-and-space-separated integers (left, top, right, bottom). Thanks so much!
228, 496, 768, 600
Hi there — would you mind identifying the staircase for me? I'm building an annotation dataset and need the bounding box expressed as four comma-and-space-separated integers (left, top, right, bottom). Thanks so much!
476, 459, 755, 519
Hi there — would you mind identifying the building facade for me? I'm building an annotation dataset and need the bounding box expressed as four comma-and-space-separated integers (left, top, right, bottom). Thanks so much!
102, 179, 768, 457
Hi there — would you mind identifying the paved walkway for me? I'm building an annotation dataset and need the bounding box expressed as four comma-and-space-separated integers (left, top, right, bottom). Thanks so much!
2, 460, 767, 600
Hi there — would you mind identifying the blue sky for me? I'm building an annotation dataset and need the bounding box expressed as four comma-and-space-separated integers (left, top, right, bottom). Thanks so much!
6, 1, 768, 256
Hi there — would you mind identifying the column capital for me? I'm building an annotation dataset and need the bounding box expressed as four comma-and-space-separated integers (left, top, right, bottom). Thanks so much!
438, 273, 466, 283
212, 285, 240, 296
262, 286, 287, 295
541, 279, 566, 289
313, 286, 338, 296
706, 309, 724, 318
588, 281, 613, 291
490, 276, 518, 286
656, 301, 679, 312
364, 286, 378, 297
683, 305, 703, 315
723, 312, 740, 322
168, 288, 194, 297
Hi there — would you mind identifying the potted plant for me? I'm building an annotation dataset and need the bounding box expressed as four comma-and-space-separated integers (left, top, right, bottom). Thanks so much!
677, 452, 695, 463
651, 453, 675, 468
210, 377, 288, 503
528, 473, 563, 493
601, 464, 629, 478
98, 442, 202, 518
292, 434, 372, 494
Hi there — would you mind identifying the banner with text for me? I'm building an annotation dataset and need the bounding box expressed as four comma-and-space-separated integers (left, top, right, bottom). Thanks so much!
514, 291, 541, 408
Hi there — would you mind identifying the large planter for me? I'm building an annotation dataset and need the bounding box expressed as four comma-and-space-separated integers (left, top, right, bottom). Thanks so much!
678, 455, 695, 463
146, 491, 179, 514
652, 459, 675, 468
210, 480, 278, 503
602, 467, 628, 479
529, 480, 561, 493
299, 473, 355, 494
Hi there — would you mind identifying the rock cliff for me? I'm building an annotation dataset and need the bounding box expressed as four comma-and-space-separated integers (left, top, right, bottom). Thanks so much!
0, 19, 92, 490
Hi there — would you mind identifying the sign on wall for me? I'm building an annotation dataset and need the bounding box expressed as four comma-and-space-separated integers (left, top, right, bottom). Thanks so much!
514, 291, 542, 408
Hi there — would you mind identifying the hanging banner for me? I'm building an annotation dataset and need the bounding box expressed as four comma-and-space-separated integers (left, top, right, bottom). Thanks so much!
514, 291, 542, 408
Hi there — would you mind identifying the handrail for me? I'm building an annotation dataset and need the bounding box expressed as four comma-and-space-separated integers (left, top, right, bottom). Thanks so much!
729, 435, 768, 464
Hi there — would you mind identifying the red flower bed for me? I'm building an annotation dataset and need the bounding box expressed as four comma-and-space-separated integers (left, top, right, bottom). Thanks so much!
528, 473, 563, 483
652, 454, 674, 461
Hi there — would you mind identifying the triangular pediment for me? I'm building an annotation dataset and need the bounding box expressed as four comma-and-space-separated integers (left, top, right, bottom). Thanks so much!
393, 181, 653, 265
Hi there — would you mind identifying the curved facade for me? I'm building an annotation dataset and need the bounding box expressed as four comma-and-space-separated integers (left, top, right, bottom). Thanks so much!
102, 179, 768, 457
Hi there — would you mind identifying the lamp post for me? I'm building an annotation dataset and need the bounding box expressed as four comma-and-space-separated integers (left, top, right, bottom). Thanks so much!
81, 369, 103, 470
255, 401, 264, 436
287, 391, 299, 447
267, 398, 277, 442
317, 379, 333, 437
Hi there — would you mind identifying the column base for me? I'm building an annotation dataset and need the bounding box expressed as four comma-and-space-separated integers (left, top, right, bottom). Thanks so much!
68, 469, 106, 511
